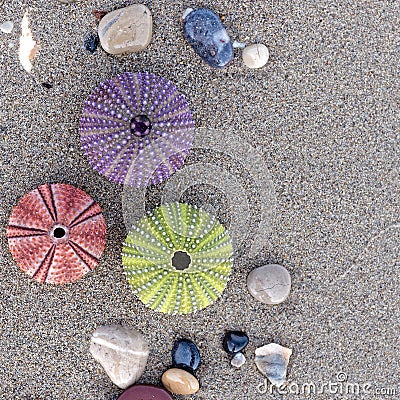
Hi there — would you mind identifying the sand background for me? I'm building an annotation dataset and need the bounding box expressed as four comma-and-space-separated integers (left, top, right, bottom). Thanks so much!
0, 0, 399, 399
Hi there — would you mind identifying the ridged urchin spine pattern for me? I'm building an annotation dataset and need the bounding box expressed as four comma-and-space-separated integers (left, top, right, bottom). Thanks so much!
7, 183, 107, 284
80, 72, 195, 187
122, 202, 233, 315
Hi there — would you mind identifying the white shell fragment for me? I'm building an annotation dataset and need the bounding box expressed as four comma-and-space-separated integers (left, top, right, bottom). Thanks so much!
18, 10, 39, 73
247, 264, 291, 305
255, 343, 292, 387
0, 21, 14, 34
242, 43, 269, 68
89, 325, 149, 389
231, 352, 246, 368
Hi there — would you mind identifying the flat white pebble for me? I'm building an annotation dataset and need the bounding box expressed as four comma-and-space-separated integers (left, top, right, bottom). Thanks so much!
242, 43, 269, 68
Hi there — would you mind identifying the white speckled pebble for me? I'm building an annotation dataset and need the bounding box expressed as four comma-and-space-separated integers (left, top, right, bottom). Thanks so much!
247, 264, 291, 304
242, 44, 269, 68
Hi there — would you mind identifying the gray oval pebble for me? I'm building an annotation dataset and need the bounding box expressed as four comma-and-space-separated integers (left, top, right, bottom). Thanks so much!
247, 264, 291, 304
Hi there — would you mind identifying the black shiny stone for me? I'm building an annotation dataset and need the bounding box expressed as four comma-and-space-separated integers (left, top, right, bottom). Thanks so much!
223, 331, 249, 355
183, 8, 233, 68
84, 32, 100, 53
172, 339, 201, 371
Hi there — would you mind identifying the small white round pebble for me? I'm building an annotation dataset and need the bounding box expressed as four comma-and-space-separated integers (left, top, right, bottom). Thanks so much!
242, 43, 269, 69
231, 352, 246, 368
0, 21, 14, 34
247, 264, 291, 304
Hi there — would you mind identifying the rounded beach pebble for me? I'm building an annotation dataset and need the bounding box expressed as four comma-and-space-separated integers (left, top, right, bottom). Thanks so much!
0, 21, 13, 34
247, 264, 291, 304
231, 352, 246, 368
98, 4, 152, 54
161, 368, 200, 395
242, 44, 269, 68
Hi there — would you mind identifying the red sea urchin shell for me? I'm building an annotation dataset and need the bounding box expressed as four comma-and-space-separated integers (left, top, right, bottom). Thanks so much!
7, 183, 107, 284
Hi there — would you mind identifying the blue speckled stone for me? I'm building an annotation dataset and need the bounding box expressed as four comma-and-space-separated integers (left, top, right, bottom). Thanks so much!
172, 339, 201, 372
183, 8, 233, 68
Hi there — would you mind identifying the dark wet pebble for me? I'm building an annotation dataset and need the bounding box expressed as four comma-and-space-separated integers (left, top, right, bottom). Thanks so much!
183, 8, 233, 68
223, 331, 249, 355
84, 32, 100, 53
42, 82, 53, 89
172, 339, 201, 372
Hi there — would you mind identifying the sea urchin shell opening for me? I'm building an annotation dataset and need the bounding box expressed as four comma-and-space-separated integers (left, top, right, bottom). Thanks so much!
130, 114, 152, 137
51, 225, 68, 242
172, 250, 191, 270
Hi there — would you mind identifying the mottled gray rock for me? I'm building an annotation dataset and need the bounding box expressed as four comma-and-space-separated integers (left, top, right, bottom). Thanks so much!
242, 44, 269, 68
231, 352, 246, 368
98, 4, 152, 55
183, 8, 233, 68
89, 325, 149, 389
247, 264, 291, 304
255, 343, 292, 386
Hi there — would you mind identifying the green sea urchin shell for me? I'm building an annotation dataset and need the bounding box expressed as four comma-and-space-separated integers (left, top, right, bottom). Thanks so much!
122, 202, 233, 315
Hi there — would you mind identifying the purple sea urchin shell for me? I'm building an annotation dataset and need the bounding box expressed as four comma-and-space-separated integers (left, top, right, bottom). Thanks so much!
80, 72, 195, 187
7, 183, 107, 284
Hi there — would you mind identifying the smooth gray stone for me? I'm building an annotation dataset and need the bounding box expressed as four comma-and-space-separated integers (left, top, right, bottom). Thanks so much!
247, 264, 291, 304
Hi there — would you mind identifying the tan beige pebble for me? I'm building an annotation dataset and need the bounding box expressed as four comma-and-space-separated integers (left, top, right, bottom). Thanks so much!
161, 368, 200, 395
98, 4, 152, 55
242, 43, 269, 68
